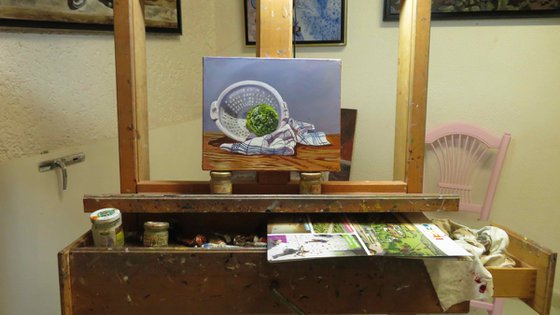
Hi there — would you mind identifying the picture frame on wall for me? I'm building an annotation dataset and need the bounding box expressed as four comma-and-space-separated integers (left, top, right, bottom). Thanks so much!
244, 0, 346, 46
383, 0, 560, 21
0, 0, 182, 33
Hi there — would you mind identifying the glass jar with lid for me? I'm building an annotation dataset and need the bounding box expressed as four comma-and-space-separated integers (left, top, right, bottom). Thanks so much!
143, 221, 170, 247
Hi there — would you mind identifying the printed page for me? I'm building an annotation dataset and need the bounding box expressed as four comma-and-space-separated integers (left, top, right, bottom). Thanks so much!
267, 213, 471, 263
349, 213, 471, 257
267, 214, 368, 262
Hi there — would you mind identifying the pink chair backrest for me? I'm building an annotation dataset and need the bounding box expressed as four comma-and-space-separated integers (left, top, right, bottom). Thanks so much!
425, 123, 511, 220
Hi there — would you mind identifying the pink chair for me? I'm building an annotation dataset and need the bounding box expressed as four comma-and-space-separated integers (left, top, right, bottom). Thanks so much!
425, 122, 511, 315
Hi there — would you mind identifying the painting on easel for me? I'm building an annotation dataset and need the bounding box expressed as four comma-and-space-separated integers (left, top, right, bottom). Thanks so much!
202, 57, 341, 172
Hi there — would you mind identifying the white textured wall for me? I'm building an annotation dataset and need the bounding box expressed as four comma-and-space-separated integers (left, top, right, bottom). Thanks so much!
0, 1, 216, 163
0, 33, 117, 162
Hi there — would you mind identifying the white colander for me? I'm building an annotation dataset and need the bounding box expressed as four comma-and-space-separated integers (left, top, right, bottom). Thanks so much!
210, 80, 289, 142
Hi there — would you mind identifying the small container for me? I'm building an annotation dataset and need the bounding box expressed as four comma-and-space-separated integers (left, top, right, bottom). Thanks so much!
143, 221, 170, 247
90, 208, 124, 248
210, 171, 232, 194
299, 172, 322, 194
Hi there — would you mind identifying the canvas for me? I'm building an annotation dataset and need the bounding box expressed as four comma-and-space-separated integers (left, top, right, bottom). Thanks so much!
202, 57, 341, 172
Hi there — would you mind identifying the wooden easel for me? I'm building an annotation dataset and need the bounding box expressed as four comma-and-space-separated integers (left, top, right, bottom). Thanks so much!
58, 1, 556, 314
112, 0, 431, 196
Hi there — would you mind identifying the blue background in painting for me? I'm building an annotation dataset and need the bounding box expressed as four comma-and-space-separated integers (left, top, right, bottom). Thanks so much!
203, 57, 341, 134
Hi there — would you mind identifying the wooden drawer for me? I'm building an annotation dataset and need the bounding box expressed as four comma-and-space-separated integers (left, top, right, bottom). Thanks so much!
488, 224, 557, 315
58, 215, 556, 315
59, 232, 469, 315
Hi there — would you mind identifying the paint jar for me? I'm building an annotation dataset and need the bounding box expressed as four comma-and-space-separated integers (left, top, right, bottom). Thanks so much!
210, 171, 232, 194
90, 208, 125, 248
143, 221, 170, 247
299, 172, 322, 194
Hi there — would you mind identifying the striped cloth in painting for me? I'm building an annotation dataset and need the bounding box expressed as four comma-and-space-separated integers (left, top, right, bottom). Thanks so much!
220, 119, 330, 156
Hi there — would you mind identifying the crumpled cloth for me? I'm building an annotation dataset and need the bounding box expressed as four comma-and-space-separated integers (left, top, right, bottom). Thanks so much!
424, 219, 515, 311
220, 118, 330, 156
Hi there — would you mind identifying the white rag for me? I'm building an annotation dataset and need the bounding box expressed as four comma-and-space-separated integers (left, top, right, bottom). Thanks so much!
220, 118, 330, 156
424, 219, 515, 311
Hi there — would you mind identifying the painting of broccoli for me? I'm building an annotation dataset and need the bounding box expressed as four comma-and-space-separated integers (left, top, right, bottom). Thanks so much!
246, 104, 279, 137
202, 57, 341, 171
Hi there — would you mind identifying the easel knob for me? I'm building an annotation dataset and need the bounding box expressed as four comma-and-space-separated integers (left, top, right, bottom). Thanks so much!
210, 171, 232, 194
299, 172, 322, 194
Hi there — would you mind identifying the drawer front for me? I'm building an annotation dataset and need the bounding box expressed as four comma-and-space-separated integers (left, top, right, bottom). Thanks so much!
492, 224, 557, 315
63, 248, 468, 314
59, 221, 557, 315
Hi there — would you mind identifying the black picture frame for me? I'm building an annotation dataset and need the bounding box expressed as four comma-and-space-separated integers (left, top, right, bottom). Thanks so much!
383, 0, 560, 21
244, 0, 347, 46
0, 0, 182, 34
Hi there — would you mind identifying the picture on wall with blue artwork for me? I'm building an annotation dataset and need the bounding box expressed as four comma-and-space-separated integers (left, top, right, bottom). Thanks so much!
244, 0, 346, 46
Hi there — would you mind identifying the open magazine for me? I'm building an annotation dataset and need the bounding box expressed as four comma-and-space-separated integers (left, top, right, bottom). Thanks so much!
267, 212, 471, 263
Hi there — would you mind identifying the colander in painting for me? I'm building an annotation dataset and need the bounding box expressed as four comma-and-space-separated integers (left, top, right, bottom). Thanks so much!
210, 80, 289, 142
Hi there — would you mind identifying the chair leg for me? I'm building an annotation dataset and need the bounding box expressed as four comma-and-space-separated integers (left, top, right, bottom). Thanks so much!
470, 300, 493, 311
489, 298, 505, 315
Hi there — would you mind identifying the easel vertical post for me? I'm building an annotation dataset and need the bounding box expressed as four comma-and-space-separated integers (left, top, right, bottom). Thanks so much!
393, 0, 431, 193
256, 0, 294, 58
256, 0, 293, 184
114, 0, 150, 193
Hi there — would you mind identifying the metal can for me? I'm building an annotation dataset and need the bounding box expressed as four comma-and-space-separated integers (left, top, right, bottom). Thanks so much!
143, 221, 170, 247
90, 208, 125, 248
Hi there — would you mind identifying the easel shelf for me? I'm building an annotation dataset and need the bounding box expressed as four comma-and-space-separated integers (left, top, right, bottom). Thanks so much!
83, 193, 459, 213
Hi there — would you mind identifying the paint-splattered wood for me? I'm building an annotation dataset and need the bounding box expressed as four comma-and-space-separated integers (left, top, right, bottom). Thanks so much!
256, 0, 293, 58
393, 0, 431, 193
257, 171, 291, 185
83, 193, 459, 213
135, 180, 408, 194
403, 0, 431, 193
67, 246, 468, 314
492, 223, 557, 315
58, 232, 91, 315
114, 0, 150, 193
255, 0, 294, 186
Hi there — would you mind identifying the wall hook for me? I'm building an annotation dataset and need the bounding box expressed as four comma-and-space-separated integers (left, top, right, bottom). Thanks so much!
39, 152, 85, 190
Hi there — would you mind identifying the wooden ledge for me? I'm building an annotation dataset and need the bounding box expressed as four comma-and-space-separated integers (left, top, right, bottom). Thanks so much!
136, 180, 408, 194
83, 193, 459, 213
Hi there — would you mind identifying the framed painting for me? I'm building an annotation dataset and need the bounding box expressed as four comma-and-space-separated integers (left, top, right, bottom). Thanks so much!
383, 0, 560, 21
0, 0, 182, 33
203, 57, 341, 172
244, 0, 346, 46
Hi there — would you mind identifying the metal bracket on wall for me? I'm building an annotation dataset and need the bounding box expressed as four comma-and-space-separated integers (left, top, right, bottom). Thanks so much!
39, 152, 85, 190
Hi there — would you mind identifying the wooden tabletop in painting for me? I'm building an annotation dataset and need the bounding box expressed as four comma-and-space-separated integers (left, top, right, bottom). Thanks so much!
203, 132, 341, 171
